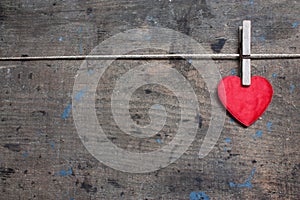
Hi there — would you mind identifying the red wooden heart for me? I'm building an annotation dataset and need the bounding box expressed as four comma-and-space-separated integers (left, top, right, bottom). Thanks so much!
218, 76, 273, 126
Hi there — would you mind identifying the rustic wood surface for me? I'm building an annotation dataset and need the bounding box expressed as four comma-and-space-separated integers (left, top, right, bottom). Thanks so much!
0, 0, 299, 199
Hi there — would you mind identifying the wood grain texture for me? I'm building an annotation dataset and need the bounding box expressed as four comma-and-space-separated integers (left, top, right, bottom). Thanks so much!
0, 0, 299, 199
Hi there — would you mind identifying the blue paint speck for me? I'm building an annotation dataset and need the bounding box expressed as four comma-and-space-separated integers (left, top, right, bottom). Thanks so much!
258, 36, 265, 42
146, 16, 154, 22
58, 36, 64, 42
78, 27, 83, 54
57, 167, 72, 176
292, 22, 299, 28
225, 138, 231, 143
61, 103, 72, 119
254, 130, 263, 139
229, 182, 236, 187
152, 104, 163, 109
190, 191, 210, 200
231, 69, 237, 75
74, 89, 86, 101
229, 167, 256, 189
272, 73, 278, 78
267, 122, 272, 132
79, 43, 83, 54
22, 151, 29, 157
78, 26, 83, 34
188, 59, 193, 64
156, 139, 163, 144
290, 84, 295, 93
145, 35, 152, 40
61, 88, 87, 120
50, 141, 55, 150
249, 0, 254, 5
70, 198, 74, 200
88, 69, 94, 75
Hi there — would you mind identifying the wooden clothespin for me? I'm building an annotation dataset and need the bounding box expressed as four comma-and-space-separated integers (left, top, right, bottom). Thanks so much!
239, 20, 251, 86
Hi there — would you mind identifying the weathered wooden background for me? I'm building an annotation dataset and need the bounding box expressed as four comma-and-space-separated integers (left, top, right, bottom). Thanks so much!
0, 0, 299, 199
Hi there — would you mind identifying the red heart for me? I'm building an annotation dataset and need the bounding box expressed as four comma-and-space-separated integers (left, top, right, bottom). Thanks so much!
218, 76, 273, 126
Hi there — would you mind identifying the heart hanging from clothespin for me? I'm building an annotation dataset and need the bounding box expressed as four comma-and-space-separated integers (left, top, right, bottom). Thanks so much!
218, 76, 273, 126
218, 20, 273, 126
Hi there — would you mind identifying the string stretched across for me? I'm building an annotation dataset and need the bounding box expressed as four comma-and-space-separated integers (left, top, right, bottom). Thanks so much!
0, 54, 299, 61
